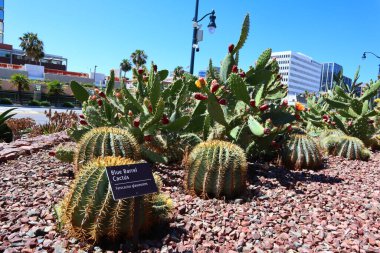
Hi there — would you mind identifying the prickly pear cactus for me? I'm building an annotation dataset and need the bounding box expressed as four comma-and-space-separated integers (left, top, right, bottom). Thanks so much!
282, 134, 322, 170
74, 127, 140, 172
59, 156, 172, 244
184, 140, 247, 199
325, 135, 371, 161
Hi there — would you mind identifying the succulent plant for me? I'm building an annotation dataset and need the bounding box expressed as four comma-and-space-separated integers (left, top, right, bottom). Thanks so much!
184, 140, 248, 199
0, 108, 16, 143
74, 127, 140, 172
319, 129, 346, 150
324, 135, 371, 161
55, 143, 75, 163
59, 156, 172, 244
282, 134, 322, 170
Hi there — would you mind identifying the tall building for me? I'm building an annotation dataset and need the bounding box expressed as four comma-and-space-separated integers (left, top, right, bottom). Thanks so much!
271, 51, 322, 95
320, 63, 352, 91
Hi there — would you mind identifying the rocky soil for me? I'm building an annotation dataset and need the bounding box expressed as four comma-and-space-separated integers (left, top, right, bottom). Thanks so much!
0, 143, 379, 252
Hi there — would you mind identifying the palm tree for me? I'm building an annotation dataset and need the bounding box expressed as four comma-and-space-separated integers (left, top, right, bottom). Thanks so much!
10, 74, 30, 105
173, 66, 185, 80
120, 59, 132, 78
130, 49, 148, 69
19, 32, 45, 64
47, 80, 64, 106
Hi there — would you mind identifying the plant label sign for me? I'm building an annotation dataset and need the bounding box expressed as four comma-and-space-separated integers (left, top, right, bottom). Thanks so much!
106, 163, 158, 201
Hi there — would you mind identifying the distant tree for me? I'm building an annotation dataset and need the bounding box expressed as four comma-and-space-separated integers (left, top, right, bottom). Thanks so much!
120, 58, 132, 78
173, 66, 185, 80
10, 74, 30, 105
130, 49, 148, 69
47, 80, 64, 106
19, 32, 45, 63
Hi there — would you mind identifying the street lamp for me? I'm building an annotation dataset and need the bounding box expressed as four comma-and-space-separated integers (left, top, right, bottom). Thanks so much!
189, 0, 216, 75
93, 65, 97, 86
362, 51, 380, 79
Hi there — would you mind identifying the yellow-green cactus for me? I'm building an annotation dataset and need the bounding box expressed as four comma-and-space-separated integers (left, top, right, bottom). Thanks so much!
184, 140, 248, 199
282, 134, 322, 170
74, 127, 140, 172
325, 135, 371, 161
59, 156, 172, 244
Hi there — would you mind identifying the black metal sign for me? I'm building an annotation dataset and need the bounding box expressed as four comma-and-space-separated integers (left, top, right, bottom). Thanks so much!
106, 163, 158, 200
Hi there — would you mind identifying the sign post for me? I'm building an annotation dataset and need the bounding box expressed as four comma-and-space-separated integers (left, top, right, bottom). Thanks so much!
105, 163, 158, 250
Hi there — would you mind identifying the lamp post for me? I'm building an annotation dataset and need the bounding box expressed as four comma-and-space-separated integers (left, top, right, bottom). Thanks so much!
93, 65, 97, 86
362, 52, 380, 79
189, 0, 216, 75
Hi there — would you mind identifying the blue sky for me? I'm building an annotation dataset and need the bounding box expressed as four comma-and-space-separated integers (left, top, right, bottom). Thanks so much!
5, 0, 380, 82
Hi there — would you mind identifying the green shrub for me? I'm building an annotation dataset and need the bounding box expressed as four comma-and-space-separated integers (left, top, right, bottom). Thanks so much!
62, 102, 75, 108
0, 98, 13, 105
28, 100, 41, 106
40, 101, 51, 107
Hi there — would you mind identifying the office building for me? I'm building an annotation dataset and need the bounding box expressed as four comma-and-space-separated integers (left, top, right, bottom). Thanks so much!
271, 51, 322, 95
320, 63, 352, 92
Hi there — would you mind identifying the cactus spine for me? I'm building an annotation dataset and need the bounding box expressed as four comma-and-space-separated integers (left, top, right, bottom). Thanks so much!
60, 156, 172, 243
282, 134, 322, 170
326, 135, 370, 161
184, 140, 247, 199
74, 127, 140, 172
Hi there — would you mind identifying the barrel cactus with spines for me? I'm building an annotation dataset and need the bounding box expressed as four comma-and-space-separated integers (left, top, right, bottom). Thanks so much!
184, 140, 248, 199
282, 134, 322, 170
319, 129, 346, 150
74, 127, 140, 172
59, 156, 172, 244
327, 136, 371, 161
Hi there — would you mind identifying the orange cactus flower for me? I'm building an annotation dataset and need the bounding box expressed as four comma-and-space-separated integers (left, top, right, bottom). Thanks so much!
195, 77, 206, 89
295, 102, 305, 111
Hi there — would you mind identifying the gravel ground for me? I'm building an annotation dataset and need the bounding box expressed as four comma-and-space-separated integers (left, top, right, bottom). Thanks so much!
0, 145, 379, 252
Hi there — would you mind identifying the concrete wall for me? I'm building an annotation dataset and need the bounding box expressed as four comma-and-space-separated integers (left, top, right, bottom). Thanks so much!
44, 73, 94, 84
0, 68, 28, 79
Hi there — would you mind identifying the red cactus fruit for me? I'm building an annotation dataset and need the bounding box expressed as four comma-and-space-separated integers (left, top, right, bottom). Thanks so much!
287, 125, 292, 132
218, 98, 227, 105
161, 115, 169, 125
99, 91, 106, 98
228, 44, 234, 53
260, 104, 269, 111
144, 135, 152, 142
295, 114, 301, 120
232, 65, 238, 73
368, 119, 375, 124
194, 93, 208, 100
282, 99, 288, 107
148, 105, 153, 113
90, 95, 97, 101
153, 65, 157, 72
97, 99, 103, 106
264, 128, 271, 135
250, 100, 256, 107
79, 120, 88, 125
49, 151, 56, 157
115, 92, 122, 99
211, 84, 220, 93
138, 68, 144, 75
79, 114, 85, 119
133, 118, 140, 128
239, 72, 246, 78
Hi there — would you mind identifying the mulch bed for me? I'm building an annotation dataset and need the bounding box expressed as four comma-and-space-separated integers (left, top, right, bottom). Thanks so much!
0, 142, 379, 252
